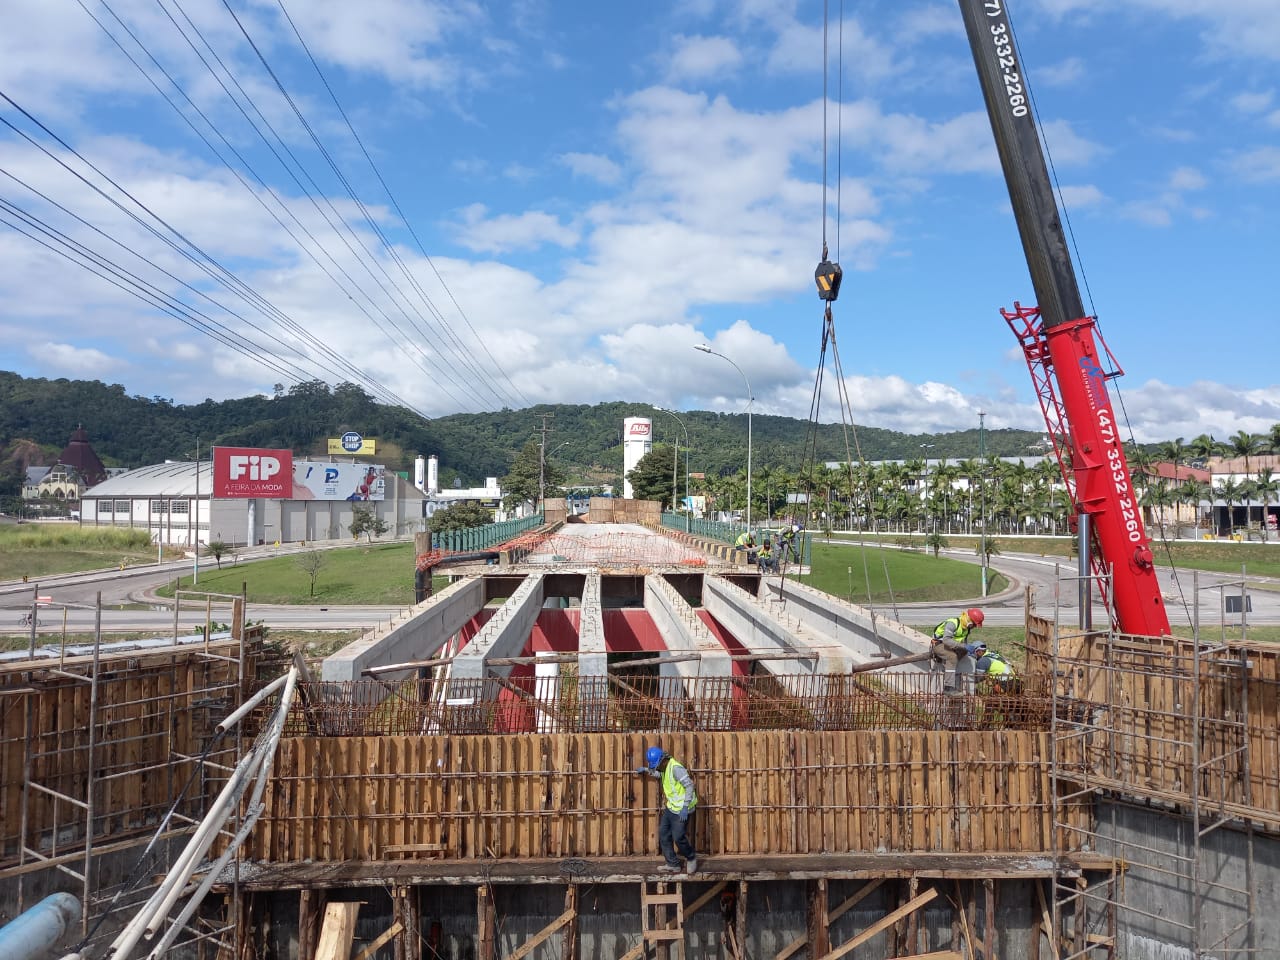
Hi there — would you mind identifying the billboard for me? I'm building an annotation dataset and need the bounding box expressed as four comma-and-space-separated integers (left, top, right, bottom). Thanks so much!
212, 447, 293, 499
293, 461, 385, 501
326, 434, 377, 456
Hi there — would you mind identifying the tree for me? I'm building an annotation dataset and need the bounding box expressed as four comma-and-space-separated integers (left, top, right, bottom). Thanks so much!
206, 539, 228, 569
924, 530, 948, 558
349, 506, 389, 542
294, 549, 327, 597
428, 501, 494, 533
501, 440, 565, 510
1256, 468, 1279, 542
627, 444, 678, 503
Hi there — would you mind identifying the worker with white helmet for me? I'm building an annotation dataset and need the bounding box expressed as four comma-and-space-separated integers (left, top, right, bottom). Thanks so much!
932, 608, 984, 694
634, 745, 699, 874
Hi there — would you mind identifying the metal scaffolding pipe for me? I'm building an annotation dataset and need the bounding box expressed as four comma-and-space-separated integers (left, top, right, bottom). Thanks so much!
0, 892, 82, 960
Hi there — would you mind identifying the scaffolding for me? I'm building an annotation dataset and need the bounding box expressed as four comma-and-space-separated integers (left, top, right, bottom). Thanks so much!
0, 590, 254, 957
1043, 569, 1267, 959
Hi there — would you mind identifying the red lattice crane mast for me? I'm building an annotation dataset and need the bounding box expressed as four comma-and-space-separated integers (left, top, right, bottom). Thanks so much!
958, 0, 1171, 636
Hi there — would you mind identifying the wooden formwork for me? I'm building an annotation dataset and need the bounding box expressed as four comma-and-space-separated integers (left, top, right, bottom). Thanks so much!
1026, 614, 1280, 827
0, 638, 250, 867
246, 730, 1084, 863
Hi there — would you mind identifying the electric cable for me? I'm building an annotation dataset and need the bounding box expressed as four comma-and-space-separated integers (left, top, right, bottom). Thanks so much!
274, 0, 531, 409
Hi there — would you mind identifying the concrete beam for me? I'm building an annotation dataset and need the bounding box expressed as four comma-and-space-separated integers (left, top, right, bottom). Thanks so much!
451, 573, 546, 681
321, 577, 485, 683
701, 576, 838, 675
757, 577, 934, 670
644, 574, 733, 729
578, 573, 608, 730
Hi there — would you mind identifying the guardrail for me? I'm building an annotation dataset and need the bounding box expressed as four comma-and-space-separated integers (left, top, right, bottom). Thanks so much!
431, 513, 543, 553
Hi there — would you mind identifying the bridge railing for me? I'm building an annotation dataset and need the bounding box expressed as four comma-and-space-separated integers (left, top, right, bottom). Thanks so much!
432, 513, 543, 553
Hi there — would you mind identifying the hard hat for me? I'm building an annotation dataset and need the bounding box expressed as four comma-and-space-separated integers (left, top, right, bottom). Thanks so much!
645, 746, 665, 769
966, 608, 985, 627
971, 641, 988, 652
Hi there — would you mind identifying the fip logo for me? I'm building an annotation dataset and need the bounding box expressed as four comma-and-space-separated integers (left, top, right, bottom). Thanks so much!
340, 431, 364, 453
228, 454, 282, 481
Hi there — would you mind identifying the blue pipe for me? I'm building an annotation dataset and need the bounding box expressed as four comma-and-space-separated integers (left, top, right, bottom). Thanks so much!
0, 892, 81, 960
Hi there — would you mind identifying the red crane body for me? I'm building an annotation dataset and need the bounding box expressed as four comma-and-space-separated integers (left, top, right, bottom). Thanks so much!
958, 0, 1171, 636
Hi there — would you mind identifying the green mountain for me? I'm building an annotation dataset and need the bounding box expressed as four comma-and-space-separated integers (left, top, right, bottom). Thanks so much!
0, 371, 1051, 494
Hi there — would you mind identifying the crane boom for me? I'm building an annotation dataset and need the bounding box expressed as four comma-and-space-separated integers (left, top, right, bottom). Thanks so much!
958, 0, 1171, 636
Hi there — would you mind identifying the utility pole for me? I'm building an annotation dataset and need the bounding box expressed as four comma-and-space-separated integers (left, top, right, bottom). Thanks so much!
193, 437, 200, 586
536, 414, 554, 512
978, 412, 987, 597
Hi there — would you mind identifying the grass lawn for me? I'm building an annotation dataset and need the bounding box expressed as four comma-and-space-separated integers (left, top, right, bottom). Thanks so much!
803, 541, 1008, 604
159, 541, 422, 605
829, 532, 1280, 578
0, 524, 174, 580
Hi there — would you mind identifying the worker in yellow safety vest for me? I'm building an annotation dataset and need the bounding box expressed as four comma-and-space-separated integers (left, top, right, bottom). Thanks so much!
970, 642, 1022, 693
932, 608, 984, 694
635, 746, 699, 875
735, 531, 757, 563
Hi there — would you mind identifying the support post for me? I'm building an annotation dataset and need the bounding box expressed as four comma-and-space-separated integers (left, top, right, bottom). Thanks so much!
477, 886, 496, 960
806, 879, 830, 956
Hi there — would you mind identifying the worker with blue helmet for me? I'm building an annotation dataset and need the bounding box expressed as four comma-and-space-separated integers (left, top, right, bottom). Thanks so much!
635, 745, 699, 874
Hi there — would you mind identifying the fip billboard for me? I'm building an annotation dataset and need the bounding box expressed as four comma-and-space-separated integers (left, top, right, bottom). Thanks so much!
212, 447, 293, 499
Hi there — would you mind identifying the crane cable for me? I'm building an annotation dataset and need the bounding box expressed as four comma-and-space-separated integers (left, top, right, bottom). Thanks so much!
768, 0, 899, 634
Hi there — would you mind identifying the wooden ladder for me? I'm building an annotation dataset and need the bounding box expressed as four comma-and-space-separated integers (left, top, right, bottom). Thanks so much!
640, 880, 685, 960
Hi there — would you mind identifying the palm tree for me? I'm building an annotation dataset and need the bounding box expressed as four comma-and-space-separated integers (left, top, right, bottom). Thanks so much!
1158, 437, 1187, 470
1178, 479, 1211, 535
1256, 467, 1279, 542
1226, 430, 1266, 531
1188, 433, 1219, 466
1218, 477, 1244, 536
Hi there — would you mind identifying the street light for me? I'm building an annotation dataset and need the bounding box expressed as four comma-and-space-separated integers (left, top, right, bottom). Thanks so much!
978, 410, 988, 597
694, 344, 753, 531
654, 407, 691, 531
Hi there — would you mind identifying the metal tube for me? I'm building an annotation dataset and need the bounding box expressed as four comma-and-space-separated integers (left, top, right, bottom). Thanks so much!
0, 893, 82, 960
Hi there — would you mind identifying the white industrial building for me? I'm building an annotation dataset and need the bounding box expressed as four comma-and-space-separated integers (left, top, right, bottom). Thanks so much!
80, 461, 428, 548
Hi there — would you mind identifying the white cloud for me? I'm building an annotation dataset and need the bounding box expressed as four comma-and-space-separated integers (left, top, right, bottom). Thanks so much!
666, 35, 743, 83
1057, 184, 1105, 208
1121, 379, 1280, 442
452, 204, 580, 253
559, 152, 623, 185
1231, 90, 1274, 114
1036, 57, 1086, 87
1228, 146, 1280, 183
29, 341, 123, 376
1168, 166, 1206, 191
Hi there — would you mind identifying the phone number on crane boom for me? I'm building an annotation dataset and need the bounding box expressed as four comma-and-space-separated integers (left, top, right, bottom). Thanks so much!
983, 1, 1029, 118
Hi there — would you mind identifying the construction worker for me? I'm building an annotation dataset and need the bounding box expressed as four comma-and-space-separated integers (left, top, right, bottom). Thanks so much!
634, 746, 699, 874
970, 642, 1022, 693
779, 518, 803, 562
757, 538, 776, 574
735, 530, 757, 563
932, 608, 984, 694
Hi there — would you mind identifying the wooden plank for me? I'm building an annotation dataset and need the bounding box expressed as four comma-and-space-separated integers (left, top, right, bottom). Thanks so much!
314, 901, 361, 960
353, 921, 404, 960
504, 908, 574, 960
818, 886, 938, 960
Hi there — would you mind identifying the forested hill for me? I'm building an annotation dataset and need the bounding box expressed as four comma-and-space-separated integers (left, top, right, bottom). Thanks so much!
0, 371, 1049, 488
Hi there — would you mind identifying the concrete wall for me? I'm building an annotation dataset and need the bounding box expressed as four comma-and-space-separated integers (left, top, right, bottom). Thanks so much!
1095, 799, 1279, 958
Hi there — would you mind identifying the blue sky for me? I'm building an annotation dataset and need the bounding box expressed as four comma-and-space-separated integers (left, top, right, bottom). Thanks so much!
1, 0, 1277, 442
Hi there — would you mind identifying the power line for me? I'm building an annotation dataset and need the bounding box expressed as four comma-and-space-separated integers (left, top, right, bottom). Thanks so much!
272, 0, 531, 409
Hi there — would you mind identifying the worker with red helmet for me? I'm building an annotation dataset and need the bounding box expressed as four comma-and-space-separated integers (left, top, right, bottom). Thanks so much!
634, 745, 699, 874
932, 608, 984, 694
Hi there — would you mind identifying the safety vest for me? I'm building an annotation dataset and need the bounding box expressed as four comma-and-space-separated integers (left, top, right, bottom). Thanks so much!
933, 616, 972, 644
983, 651, 1014, 677
736, 533, 753, 549
758, 545, 773, 561
661, 758, 698, 815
